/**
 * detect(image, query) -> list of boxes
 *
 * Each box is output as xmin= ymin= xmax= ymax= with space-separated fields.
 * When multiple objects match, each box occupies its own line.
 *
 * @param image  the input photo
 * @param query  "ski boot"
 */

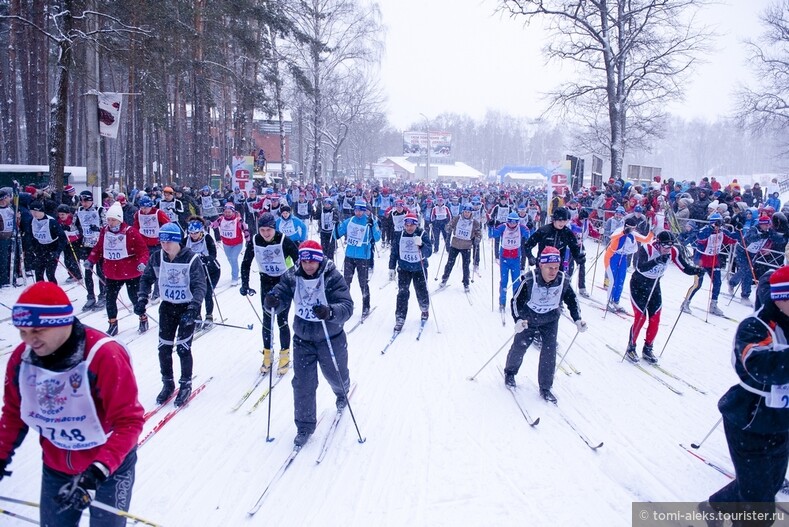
xmin=439 ymin=279 xmax=448 ymax=289
xmin=504 ymin=373 xmax=516 ymax=388
xmin=464 ymin=284 xmax=470 ymax=293
xmin=393 ymin=318 xmax=405 ymax=332
xmin=203 ymin=314 xmax=214 ymax=330
xmin=362 ymin=307 xmax=370 ymax=319
xmin=277 ymin=349 xmax=290 ymax=376
xmin=709 ymin=301 xmax=725 ymax=317
xmin=106 ymin=318 xmax=118 ymax=337
xmin=336 ymin=394 xmax=348 ymax=411
xmin=578 ymin=288 xmax=590 ymax=298
xmin=642 ymin=343 xmax=658 ymax=364
xmin=680 ymin=300 xmax=692 ymax=314
xmin=294 ymin=431 xmax=312 ymax=447
xmin=421 ymin=310 xmax=429 ymax=321
xmin=740 ymin=296 xmax=753 ymax=307
xmin=473 ymin=265 xmax=479 ymax=275
xmin=93 ymin=293 xmax=106 ymax=311
xmin=260 ymin=349 xmax=272 ymax=374
xmin=625 ymin=341 xmax=639 ymax=363
xmin=540 ymin=388 xmax=557 ymax=404
xmin=174 ymin=380 xmax=192 ymax=408
xmin=138 ymin=315 xmax=149 ymax=334
xmin=728 ymin=282 xmax=735 ymax=296
xmin=83 ymin=296 xmax=96 ymax=311
xmin=156 ymin=378 xmax=175 ymax=404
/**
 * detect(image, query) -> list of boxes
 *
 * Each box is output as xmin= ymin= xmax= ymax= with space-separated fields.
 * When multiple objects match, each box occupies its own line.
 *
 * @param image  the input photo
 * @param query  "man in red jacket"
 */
xmin=86 ymin=202 xmax=150 ymax=335
xmin=0 ymin=281 xmax=144 ymax=526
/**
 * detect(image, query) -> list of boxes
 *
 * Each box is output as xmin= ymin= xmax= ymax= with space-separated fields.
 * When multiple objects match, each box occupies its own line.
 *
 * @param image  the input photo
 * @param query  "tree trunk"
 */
xmin=48 ymin=4 xmax=74 ymax=197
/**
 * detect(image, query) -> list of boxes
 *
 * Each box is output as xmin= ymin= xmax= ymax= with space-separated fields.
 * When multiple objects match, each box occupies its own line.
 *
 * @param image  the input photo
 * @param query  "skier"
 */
xmin=74 ymin=190 xmax=107 ymax=311
xmin=681 ymin=212 xmax=737 ymax=317
xmin=133 ymin=196 xmax=170 ymax=301
xmin=314 ymin=197 xmax=339 ymax=261
xmin=197 ymin=185 xmax=221 ymax=241
xmin=276 ymin=204 xmax=308 ymax=244
xmin=85 ymin=203 xmax=150 ymax=336
xmin=439 ymin=203 xmax=482 ymax=292
xmin=56 ymin=204 xmax=83 ymax=283
xmin=388 ymin=212 xmax=432 ymax=331
xmin=603 ymin=217 xmax=653 ymax=313
xmin=0 ymin=189 xmax=14 ymax=287
xmin=703 ymin=265 xmax=789 ymax=523
xmin=27 ymin=200 xmax=66 ymax=283
xmin=491 ymin=212 xmax=531 ymax=312
xmin=264 ymin=240 xmax=354 ymax=447
xmin=431 ymin=196 xmax=452 ymax=254
xmin=0 ymin=281 xmax=144 ymax=526
xmin=335 ymin=199 xmax=381 ymax=318
xmin=503 ymin=246 xmax=587 ymax=403
xmin=624 ymin=231 xmax=704 ymax=363
xmin=240 ymin=212 xmax=300 ymax=375
xmin=157 ymin=186 xmax=188 ymax=228
xmin=185 ymin=217 xmax=221 ymax=329
xmin=523 ymin=207 xmax=583 ymax=276
xmin=488 ymin=193 xmax=511 ymax=257
xmin=212 ymin=202 xmax=248 ymax=286
xmin=136 ymin=222 xmax=207 ymax=407
xmin=728 ymin=215 xmax=771 ymax=307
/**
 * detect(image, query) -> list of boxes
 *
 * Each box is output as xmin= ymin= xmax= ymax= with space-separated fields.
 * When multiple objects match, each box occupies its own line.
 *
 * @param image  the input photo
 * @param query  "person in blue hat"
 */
xmin=137 ymin=222 xmax=207 ymax=407
xmin=335 ymin=199 xmax=380 ymax=318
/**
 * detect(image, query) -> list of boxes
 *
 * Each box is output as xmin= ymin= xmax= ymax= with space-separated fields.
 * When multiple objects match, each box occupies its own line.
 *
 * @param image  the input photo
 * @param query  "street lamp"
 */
xmin=419 ymin=113 xmax=431 ymax=182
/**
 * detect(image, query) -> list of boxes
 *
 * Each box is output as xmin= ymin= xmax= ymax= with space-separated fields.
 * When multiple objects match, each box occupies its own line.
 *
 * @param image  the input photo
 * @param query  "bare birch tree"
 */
xmin=499 ymin=0 xmax=710 ymax=180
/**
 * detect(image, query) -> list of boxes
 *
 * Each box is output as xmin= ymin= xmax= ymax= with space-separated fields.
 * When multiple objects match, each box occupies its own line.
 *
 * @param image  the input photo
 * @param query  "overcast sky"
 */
xmin=377 ymin=0 xmax=766 ymax=130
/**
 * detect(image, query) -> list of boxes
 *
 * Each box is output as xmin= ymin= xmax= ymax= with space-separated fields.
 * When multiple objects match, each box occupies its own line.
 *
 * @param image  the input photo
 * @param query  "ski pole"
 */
xmin=466 ymin=333 xmax=515 ymax=381
xmin=319 ymin=319 xmax=366 ymax=444
xmin=433 ymin=242 xmax=446 ymax=280
xmin=491 ymin=238 xmax=495 ymax=312
xmin=418 ymin=251 xmax=440 ymax=334
xmin=213 ymin=321 xmax=254 ymax=330
xmin=589 ymin=234 xmax=603 ymax=299
xmin=0 ymin=494 xmax=163 ymax=527
xmin=0 ymin=506 xmax=38 ymax=524
xmin=202 ymin=260 xmax=225 ymax=324
xmin=726 ymin=281 xmax=741 ymax=306
xmin=555 ymin=329 xmax=580 ymax=373
xmin=659 ymin=309 xmax=684 ymax=357
xmin=690 ymin=417 xmax=722 ymax=449
xmin=705 ymin=256 xmax=716 ymax=324
xmin=266 ymin=308 xmax=276 ymax=443
xmin=245 ymin=294 xmax=263 ymax=324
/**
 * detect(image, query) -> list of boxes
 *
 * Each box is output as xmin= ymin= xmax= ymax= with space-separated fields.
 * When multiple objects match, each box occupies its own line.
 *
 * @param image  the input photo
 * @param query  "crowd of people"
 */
xmin=0 ymin=172 xmax=787 ymax=525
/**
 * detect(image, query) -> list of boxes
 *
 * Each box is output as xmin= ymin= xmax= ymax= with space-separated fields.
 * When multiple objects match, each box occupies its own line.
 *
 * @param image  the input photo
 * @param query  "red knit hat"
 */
xmin=298 ymin=240 xmax=324 ymax=262
xmin=539 ymin=246 xmax=561 ymax=264
xmin=404 ymin=212 xmax=419 ymax=224
xmin=13 ymin=282 xmax=74 ymax=328
xmin=759 ymin=215 xmax=771 ymax=225
xmin=770 ymin=266 xmax=789 ymax=301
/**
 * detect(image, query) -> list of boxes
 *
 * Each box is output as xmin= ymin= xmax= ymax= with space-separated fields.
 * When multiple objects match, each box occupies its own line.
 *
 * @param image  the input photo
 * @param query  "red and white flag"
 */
xmin=98 ymin=92 xmax=123 ymax=138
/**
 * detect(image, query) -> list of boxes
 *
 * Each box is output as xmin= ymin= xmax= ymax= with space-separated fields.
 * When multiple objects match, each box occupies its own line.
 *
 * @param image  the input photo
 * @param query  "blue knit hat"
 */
xmin=159 ymin=223 xmax=183 ymax=243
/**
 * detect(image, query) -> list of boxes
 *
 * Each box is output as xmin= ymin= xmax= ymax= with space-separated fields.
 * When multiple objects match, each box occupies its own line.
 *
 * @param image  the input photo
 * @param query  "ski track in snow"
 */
xmin=0 ymin=229 xmax=785 ymax=526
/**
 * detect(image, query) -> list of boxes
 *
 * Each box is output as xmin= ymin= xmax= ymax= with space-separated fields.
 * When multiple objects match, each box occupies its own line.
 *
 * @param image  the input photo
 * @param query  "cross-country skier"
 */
xmin=439 ymin=204 xmax=482 ymax=292
xmin=137 ymin=222 xmax=207 ymax=407
xmin=264 ymin=240 xmax=354 ymax=447
xmin=27 ymin=200 xmax=65 ymax=283
xmin=0 ymin=281 xmax=143 ymax=526
xmin=503 ymin=246 xmax=587 ymax=403
xmin=492 ymin=212 xmax=531 ymax=312
xmin=74 ymin=191 xmax=107 ymax=311
xmin=185 ymin=216 xmax=221 ymax=329
xmin=603 ymin=217 xmax=653 ymax=313
xmin=702 ymin=265 xmax=789 ymax=522
xmin=624 ymin=231 xmax=704 ymax=363
xmin=314 ymin=197 xmax=340 ymax=260
xmin=388 ymin=212 xmax=432 ymax=332
xmin=336 ymin=199 xmax=381 ymax=318
xmin=240 ymin=212 xmax=300 ymax=375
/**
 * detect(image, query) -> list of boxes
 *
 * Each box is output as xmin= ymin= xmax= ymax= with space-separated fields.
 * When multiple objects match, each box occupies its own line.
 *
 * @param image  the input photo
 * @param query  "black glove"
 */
xmin=0 ymin=459 xmax=10 ymax=481
xmin=527 ymin=255 xmax=537 ymax=267
xmin=239 ymin=285 xmax=256 ymax=296
xmin=56 ymin=463 xmax=107 ymax=512
xmin=180 ymin=307 xmax=199 ymax=327
xmin=367 ymin=215 xmax=375 ymax=226
xmin=312 ymin=304 xmax=332 ymax=320
xmin=264 ymin=294 xmax=280 ymax=310
xmin=576 ymin=255 xmax=586 ymax=266
xmin=134 ymin=300 xmax=147 ymax=316
xmin=89 ymin=224 xmax=101 ymax=232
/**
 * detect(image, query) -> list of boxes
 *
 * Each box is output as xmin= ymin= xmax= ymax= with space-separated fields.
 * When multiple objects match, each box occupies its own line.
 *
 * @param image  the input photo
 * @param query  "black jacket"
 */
xmin=138 ymin=246 xmax=207 ymax=312
xmin=240 ymin=231 xmax=300 ymax=292
xmin=510 ymin=269 xmax=581 ymax=327
xmin=524 ymin=224 xmax=584 ymax=265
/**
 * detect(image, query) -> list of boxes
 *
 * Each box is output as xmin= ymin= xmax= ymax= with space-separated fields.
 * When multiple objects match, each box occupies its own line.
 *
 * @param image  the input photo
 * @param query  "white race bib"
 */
xmin=399 ymin=235 xmax=422 ymax=263
xmin=138 ymin=213 xmax=160 ymax=239
xmin=103 ymin=231 xmax=129 ymax=261
xmin=346 ymin=221 xmax=367 ymax=247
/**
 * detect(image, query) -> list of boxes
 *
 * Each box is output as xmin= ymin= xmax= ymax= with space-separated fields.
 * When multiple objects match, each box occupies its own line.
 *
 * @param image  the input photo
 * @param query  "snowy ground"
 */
xmin=0 ymin=223 xmax=782 ymax=526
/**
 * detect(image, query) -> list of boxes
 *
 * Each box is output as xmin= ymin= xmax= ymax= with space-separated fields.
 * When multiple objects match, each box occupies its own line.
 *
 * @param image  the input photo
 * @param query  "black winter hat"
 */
xmin=257 ymin=212 xmax=276 ymax=229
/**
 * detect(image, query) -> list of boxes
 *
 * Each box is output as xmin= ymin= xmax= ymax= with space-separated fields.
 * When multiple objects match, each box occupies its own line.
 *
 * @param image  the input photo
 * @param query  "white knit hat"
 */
xmin=107 ymin=202 xmax=123 ymax=222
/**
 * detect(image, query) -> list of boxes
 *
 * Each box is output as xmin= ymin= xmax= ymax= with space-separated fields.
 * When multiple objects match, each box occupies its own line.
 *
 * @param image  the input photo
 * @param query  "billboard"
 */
xmin=627 ymin=165 xmax=662 ymax=183
xmin=231 ymin=156 xmax=254 ymax=191
xmin=402 ymin=131 xmax=452 ymax=157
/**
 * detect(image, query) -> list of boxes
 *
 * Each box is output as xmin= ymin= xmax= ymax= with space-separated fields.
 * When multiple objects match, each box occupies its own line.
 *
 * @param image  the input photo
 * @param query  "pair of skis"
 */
xmin=346 ymin=306 xmax=377 ymax=335
xmin=605 ymin=344 xmax=706 ymax=395
xmin=381 ymin=318 xmax=429 ymax=354
xmin=247 ymin=384 xmax=359 ymax=516
xmin=138 ymin=377 xmax=213 ymax=448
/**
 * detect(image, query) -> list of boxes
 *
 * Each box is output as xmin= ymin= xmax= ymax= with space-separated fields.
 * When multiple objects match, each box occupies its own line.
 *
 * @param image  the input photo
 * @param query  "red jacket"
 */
xmin=88 ymin=224 xmax=150 ymax=280
xmin=0 ymin=323 xmax=144 ymax=475
xmin=212 ymin=212 xmax=247 ymax=246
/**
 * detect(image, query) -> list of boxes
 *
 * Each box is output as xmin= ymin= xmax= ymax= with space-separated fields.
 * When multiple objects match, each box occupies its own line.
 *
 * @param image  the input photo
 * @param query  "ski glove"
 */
xmin=575 ymin=320 xmax=588 ymax=333
xmin=56 ymin=463 xmax=107 ymax=512
xmin=180 ymin=307 xmax=199 ymax=327
xmin=527 ymin=255 xmax=537 ymax=267
xmin=514 ymin=319 xmax=529 ymax=334
xmin=389 ymin=269 xmax=396 ymax=281
xmin=83 ymin=261 xmax=93 ymax=270
xmin=312 ymin=304 xmax=332 ymax=320
xmin=89 ymin=225 xmax=101 ymax=232
xmin=264 ymin=294 xmax=280 ymax=310
xmin=0 ymin=459 xmax=10 ymax=481
xmin=137 ymin=262 xmax=147 ymax=273
xmin=414 ymin=235 xmax=423 ymax=247
xmin=240 ymin=285 xmax=256 ymax=297
xmin=133 ymin=300 xmax=147 ymax=316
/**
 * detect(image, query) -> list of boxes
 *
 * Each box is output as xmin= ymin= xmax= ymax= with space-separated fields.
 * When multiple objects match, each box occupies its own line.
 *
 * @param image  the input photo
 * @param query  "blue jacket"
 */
xmin=275 ymin=216 xmax=308 ymax=244
xmin=336 ymin=215 xmax=381 ymax=260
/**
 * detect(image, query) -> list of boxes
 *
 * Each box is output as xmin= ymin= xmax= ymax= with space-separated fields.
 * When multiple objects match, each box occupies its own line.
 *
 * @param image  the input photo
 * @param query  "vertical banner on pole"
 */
xmin=97 ymin=92 xmax=123 ymax=139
